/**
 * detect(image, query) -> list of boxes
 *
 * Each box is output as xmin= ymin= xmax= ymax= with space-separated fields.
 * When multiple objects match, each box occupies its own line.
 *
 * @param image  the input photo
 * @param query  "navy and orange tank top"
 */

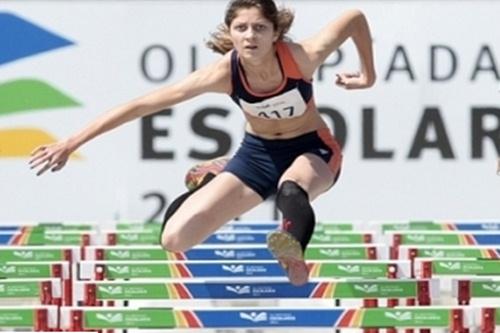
xmin=230 ymin=41 xmax=314 ymax=120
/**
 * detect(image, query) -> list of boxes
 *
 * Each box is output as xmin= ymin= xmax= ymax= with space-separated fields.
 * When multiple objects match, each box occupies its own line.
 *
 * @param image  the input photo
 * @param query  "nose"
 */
xmin=244 ymin=27 xmax=257 ymax=39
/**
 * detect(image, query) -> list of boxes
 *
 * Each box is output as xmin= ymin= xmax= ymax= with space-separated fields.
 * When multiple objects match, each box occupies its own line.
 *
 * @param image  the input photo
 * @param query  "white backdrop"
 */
xmin=1 ymin=1 xmax=499 ymax=222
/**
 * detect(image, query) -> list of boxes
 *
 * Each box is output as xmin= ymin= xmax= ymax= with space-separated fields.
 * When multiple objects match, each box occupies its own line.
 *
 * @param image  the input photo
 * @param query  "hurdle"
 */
xmin=0 ymin=261 xmax=72 ymax=305
xmin=396 ymin=245 xmax=500 ymax=260
xmin=0 ymin=278 xmax=61 ymax=305
xmin=59 ymin=306 xmax=473 ymax=331
xmin=104 ymin=229 xmax=377 ymax=245
xmin=74 ymin=278 xmax=438 ymax=306
xmin=374 ymin=220 xmax=500 ymax=233
xmin=78 ymin=259 xmax=411 ymax=280
xmin=0 ymin=245 xmax=81 ymax=262
xmin=84 ymin=243 xmax=388 ymax=261
xmin=0 ymin=229 xmax=93 ymax=246
xmin=0 ymin=305 xmax=58 ymax=331
xmin=414 ymin=258 xmax=500 ymax=279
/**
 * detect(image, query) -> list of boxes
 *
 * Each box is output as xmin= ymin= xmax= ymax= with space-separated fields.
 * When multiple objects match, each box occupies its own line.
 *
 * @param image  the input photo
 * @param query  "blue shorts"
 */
xmin=223 ymin=128 xmax=343 ymax=199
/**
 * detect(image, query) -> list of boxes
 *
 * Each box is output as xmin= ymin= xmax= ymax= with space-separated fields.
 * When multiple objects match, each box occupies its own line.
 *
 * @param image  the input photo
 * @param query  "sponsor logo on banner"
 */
xmin=0 ymin=12 xmax=81 ymax=158
xmin=109 ymin=251 xmax=131 ymax=259
xmin=214 ymin=250 xmax=235 ymax=258
xmin=319 ymin=249 xmax=340 ymax=257
xmin=120 ymin=234 xmax=139 ymax=241
xmin=216 ymin=234 xmax=236 ymax=242
xmin=0 ymin=266 xmax=16 ymax=274
xmin=226 ymin=285 xmax=251 ymax=295
xmin=95 ymin=313 xmax=123 ymax=323
xmin=438 ymin=262 xmax=461 ymax=270
xmin=423 ymin=250 xmax=445 ymax=257
xmin=385 ymin=311 xmax=413 ymax=322
xmin=222 ymin=265 xmax=245 ymax=274
xmin=107 ymin=266 xmax=130 ymax=275
xmin=406 ymin=235 xmax=425 ymax=242
xmin=482 ymin=284 xmax=500 ymax=293
xmin=354 ymin=284 xmax=379 ymax=294
xmin=481 ymin=223 xmax=499 ymax=230
xmin=312 ymin=234 xmax=331 ymax=242
xmin=98 ymin=286 xmax=123 ymax=295
xmin=44 ymin=234 xmax=63 ymax=241
xmin=240 ymin=312 xmax=268 ymax=323
xmin=338 ymin=265 xmax=360 ymax=273
xmin=13 ymin=251 xmax=34 ymax=259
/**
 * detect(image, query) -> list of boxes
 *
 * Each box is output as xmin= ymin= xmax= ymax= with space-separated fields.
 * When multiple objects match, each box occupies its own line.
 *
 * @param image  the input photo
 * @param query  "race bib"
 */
xmin=240 ymin=88 xmax=307 ymax=120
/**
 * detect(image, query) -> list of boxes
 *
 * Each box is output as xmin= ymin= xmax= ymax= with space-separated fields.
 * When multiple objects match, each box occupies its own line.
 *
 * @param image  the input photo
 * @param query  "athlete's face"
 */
xmin=229 ymin=7 xmax=278 ymax=59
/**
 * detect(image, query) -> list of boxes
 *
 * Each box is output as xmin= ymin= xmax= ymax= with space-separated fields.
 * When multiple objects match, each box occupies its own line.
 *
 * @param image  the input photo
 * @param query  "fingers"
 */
xmin=30 ymin=145 xmax=47 ymax=156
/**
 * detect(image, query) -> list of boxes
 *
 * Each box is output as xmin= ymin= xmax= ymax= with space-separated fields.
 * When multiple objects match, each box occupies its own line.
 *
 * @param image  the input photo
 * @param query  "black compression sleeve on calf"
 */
xmin=160 ymin=173 xmax=216 ymax=233
xmin=276 ymin=180 xmax=315 ymax=252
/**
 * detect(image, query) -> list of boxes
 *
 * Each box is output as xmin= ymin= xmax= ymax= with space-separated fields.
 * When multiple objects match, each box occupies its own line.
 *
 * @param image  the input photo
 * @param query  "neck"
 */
xmin=240 ymin=46 xmax=279 ymax=79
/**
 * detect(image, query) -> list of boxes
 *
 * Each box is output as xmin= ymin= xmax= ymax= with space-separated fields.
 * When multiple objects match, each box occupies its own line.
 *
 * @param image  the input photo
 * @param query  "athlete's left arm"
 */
xmin=297 ymin=9 xmax=376 ymax=89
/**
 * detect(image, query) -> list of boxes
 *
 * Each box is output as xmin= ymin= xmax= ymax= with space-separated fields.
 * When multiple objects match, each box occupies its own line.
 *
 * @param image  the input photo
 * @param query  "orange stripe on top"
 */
xmin=317 ymin=128 xmax=343 ymax=175
xmin=275 ymin=41 xmax=304 ymax=79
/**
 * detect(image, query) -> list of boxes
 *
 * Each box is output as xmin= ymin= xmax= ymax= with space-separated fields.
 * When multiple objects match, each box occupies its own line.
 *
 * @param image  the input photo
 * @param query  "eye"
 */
xmin=254 ymin=24 xmax=267 ymax=31
xmin=234 ymin=24 xmax=247 ymax=32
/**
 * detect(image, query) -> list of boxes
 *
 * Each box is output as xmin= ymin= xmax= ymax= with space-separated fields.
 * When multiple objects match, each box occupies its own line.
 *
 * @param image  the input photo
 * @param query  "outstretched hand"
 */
xmin=335 ymin=72 xmax=374 ymax=90
xmin=29 ymin=140 xmax=74 ymax=176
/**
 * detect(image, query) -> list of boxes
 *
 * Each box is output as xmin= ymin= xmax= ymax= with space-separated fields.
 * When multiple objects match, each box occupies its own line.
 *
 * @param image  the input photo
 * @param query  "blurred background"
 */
xmin=1 ymin=0 xmax=499 ymax=222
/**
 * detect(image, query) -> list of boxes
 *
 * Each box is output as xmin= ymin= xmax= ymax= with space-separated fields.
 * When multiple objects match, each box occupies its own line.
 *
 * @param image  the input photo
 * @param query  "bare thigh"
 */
xmin=278 ymin=153 xmax=336 ymax=200
xmin=161 ymin=172 xmax=263 ymax=251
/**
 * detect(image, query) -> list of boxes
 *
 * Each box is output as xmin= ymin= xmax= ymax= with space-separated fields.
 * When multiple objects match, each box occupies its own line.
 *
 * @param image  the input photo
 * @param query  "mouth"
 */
xmin=244 ymin=45 xmax=258 ymax=50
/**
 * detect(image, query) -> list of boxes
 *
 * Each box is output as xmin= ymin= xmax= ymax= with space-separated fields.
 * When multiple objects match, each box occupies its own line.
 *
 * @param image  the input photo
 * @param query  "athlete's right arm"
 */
xmin=29 ymin=54 xmax=232 ymax=176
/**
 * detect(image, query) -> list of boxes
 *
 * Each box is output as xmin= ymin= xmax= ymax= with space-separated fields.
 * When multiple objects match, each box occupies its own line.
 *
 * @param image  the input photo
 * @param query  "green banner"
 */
xmin=31 ymin=223 xmax=92 ymax=231
xmin=0 ymin=281 xmax=40 ymax=298
xmin=105 ymin=249 xmax=169 ymax=260
xmin=0 ymin=249 xmax=64 ymax=261
xmin=416 ymin=248 xmax=486 ymax=259
xmin=333 ymin=281 xmax=417 ymax=298
xmin=305 ymin=247 xmax=370 ymax=260
xmin=317 ymin=263 xmax=388 ymax=278
xmin=310 ymin=233 xmax=367 ymax=244
xmin=382 ymin=221 xmax=440 ymax=232
xmin=25 ymin=232 xmax=83 ymax=245
xmin=105 ymin=264 xmax=171 ymax=278
xmin=432 ymin=260 xmax=500 ymax=275
xmin=471 ymin=281 xmax=500 ymax=297
xmin=361 ymin=308 xmax=449 ymax=328
xmin=316 ymin=223 xmax=354 ymax=231
xmin=0 ymin=309 xmax=34 ymax=327
xmin=84 ymin=309 xmax=175 ymax=329
xmin=0 ymin=263 xmax=52 ymax=278
xmin=401 ymin=234 xmax=460 ymax=245
xmin=96 ymin=283 xmax=169 ymax=299
xmin=115 ymin=232 xmax=159 ymax=245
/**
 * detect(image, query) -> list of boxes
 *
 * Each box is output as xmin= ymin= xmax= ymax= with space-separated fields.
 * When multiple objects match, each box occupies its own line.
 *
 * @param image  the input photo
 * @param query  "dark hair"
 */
xmin=206 ymin=0 xmax=294 ymax=54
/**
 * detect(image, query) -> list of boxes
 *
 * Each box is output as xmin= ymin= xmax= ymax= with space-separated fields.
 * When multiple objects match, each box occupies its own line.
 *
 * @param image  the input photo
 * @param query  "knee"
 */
xmin=276 ymin=180 xmax=309 ymax=207
xmin=160 ymin=210 xmax=213 ymax=252
xmin=161 ymin=231 xmax=190 ymax=253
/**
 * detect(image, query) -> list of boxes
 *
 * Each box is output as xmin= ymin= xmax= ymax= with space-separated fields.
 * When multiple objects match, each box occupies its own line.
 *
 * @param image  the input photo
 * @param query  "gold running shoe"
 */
xmin=267 ymin=228 xmax=309 ymax=286
xmin=184 ymin=156 xmax=230 ymax=190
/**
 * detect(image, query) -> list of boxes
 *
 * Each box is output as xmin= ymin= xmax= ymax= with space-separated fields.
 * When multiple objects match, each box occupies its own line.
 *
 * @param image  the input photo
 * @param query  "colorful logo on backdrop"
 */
xmin=0 ymin=12 xmax=81 ymax=158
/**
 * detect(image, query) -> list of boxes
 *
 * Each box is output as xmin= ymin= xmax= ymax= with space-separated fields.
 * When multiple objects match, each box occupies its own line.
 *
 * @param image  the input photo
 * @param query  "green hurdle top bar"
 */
xmin=0 ymin=246 xmax=81 ymax=262
xmin=78 ymin=260 xmax=411 ymax=280
xmin=0 ymin=261 xmax=71 ymax=279
xmin=74 ymin=278 xmax=438 ymax=305
xmin=0 ymin=305 xmax=58 ymax=330
xmin=0 ymin=278 xmax=61 ymax=304
xmin=84 ymin=244 xmax=388 ymax=261
xmin=397 ymin=245 xmax=500 ymax=260
xmin=385 ymin=230 xmax=500 ymax=246
xmin=414 ymin=258 xmax=500 ymax=278
xmin=61 ymin=306 xmax=472 ymax=330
